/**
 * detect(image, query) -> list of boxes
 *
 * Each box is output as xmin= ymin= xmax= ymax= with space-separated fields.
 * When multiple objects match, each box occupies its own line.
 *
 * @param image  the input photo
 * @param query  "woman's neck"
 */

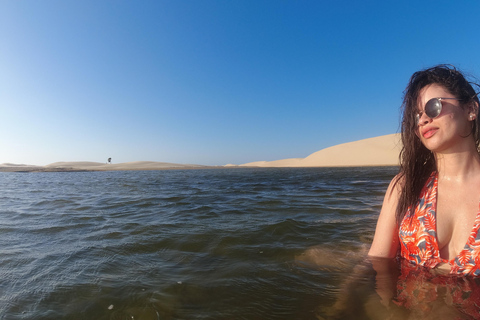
xmin=436 ymin=147 xmax=480 ymax=181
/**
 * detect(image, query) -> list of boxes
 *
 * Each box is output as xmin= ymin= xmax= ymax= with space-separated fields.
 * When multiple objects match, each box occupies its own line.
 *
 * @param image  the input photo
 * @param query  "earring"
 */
xmin=470 ymin=114 xmax=475 ymax=120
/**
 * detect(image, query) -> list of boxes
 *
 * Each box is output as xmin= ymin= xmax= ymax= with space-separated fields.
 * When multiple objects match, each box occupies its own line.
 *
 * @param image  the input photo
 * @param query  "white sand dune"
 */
xmin=238 ymin=133 xmax=401 ymax=167
xmin=0 ymin=163 xmax=40 ymax=167
xmin=1 ymin=134 xmax=402 ymax=172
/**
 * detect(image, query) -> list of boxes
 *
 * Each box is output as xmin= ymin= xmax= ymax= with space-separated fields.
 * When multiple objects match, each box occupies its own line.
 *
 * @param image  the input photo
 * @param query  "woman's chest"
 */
xmin=436 ymin=184 xmax=480 ymax=260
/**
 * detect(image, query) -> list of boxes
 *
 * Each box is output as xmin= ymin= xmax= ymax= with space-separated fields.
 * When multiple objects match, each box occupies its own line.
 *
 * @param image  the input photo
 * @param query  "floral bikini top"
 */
xmin=399 ymin=172 xmax=480 ymax=276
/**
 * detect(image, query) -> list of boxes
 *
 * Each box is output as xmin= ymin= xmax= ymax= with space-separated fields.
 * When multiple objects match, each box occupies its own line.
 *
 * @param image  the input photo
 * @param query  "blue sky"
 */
xmin=1 ymin=1 xmax=480 ymax=166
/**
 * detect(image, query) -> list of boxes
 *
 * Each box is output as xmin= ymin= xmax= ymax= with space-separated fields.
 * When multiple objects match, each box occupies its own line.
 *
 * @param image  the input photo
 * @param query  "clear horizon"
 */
xmin=2 ymin=1 xmax=479 ymax=166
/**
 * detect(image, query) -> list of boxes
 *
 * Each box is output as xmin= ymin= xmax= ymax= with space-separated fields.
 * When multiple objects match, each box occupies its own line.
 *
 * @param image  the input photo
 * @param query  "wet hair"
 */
xmin=395 ymin=64 xmax=480 ymax=223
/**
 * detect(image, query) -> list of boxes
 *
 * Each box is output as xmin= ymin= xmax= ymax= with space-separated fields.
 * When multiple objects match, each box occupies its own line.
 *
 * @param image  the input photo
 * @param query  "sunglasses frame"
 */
xmin=415 ymin=97 xmax=463 ymax=125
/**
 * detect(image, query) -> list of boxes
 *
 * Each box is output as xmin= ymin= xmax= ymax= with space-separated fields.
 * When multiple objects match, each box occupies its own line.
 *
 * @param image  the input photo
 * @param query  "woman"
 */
xmin=369 ymin=64 xmax=480 ymax=276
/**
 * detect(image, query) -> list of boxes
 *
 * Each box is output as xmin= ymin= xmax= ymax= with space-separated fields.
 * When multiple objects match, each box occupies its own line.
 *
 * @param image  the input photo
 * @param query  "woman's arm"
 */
xmin=368 ymin=176 xmax=402 ymax=258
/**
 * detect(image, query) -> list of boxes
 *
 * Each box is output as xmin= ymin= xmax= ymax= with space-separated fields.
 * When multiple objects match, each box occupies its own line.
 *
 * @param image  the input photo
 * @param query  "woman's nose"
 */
xmin=417 ymin=112 xmax=432 ymax=126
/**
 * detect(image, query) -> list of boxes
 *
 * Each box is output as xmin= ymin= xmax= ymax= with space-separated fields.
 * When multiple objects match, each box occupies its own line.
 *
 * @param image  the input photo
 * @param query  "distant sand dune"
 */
xmin=0 ymin=134 xmax=402 ymax=172
xmin=0 ymin=163 xmax=38 ymax=167
xmin=238 ymin=133 xmax=401 ymax=167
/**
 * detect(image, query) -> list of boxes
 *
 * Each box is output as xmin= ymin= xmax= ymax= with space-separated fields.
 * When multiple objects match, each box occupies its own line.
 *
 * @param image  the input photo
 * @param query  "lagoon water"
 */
xmin=1 ymin=167 xmax=480 ymax=320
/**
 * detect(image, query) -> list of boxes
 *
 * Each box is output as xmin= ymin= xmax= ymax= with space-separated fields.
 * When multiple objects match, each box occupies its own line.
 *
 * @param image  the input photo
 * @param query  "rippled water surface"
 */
xmin=2 ymin=167 xmax=478 ymax=319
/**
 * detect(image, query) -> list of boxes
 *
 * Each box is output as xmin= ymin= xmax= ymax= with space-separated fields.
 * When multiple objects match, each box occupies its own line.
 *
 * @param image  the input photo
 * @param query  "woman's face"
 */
xmin=415 ymin=84 xmax=474 ymax=153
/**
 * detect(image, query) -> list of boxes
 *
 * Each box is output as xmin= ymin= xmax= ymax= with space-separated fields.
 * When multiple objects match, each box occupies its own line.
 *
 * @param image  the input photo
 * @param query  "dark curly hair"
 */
xmin=395 ymin=64 xmax=480 ymax=223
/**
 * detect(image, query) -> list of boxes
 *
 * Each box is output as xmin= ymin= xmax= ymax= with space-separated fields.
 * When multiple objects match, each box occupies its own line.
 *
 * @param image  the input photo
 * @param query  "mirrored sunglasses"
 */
xmin=415 ymin=97 xmax=462 ymax=124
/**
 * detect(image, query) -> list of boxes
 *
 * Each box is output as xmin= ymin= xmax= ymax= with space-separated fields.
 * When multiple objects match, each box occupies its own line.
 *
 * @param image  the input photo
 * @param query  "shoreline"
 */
xmin=0 ymin=163 xmax=215 ymax=173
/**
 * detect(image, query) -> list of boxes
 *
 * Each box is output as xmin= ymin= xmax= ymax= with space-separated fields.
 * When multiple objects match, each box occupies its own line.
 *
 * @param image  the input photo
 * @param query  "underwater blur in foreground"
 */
xmin=1 ymin=167 xmax=479 ymax=319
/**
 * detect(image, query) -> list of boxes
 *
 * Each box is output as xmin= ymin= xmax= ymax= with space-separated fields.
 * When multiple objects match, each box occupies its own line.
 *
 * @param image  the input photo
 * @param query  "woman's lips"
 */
xmin=422 ymin=127 xmax=438 ymax=138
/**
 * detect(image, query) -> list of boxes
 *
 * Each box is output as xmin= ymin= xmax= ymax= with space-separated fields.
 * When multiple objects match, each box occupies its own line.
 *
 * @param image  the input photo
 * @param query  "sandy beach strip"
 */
xmin=0 ymin=161 xmax=211 ymax=172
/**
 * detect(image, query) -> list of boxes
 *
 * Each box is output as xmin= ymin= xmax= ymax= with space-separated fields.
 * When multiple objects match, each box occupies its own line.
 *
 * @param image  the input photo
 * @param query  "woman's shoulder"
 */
xmin=386 ymin=173 xmax=405 ymax=197
xmin=389 ymin=170 xmax=436 ymax=193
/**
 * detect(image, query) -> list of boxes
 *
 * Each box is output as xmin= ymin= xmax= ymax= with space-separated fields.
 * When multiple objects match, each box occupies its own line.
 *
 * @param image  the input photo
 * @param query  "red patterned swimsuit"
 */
xmin=399 ymin=172 xmax=480 ymax=276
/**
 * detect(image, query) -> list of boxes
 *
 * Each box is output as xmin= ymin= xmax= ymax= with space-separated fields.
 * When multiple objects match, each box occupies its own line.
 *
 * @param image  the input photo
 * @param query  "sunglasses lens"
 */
xmin=415 ymin=114 xmax=420 ymax=124
xmin=425 ymin=98 xmax=442 ymax=119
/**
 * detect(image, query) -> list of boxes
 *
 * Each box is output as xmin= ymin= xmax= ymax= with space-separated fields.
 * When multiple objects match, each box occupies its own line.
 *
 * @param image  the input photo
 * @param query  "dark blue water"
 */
xmin=1 ymin=167 xmax=479 ymax=319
